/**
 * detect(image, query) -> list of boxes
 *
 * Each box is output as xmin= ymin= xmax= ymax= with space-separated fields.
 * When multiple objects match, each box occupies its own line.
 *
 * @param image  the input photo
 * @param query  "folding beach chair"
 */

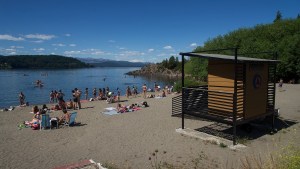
xmin=65 ymin=112 xmax=77 ymax=127
xmin=40 ymin=114 xmax=51 ymax=130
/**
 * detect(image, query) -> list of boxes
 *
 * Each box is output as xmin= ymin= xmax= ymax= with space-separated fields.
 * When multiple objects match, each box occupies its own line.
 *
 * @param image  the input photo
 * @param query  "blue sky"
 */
xmin=0 ymin=0 xmax=299 ymax=62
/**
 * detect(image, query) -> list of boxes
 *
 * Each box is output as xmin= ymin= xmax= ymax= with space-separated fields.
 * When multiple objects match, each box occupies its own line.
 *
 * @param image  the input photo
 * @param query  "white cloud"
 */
xmin=64 ymin=49 xmax=105 ymax=56
xmin=64 ymin=50 xmax=81 ymax=55
xmin=31 ymin=40 xmax=44 ymax=43
xmin=52 ymin=43 xmax=65 ymax=47
xmin=33 ymin=48 xmax=45 ymax=52
xmin=130 ymin=59 xmax=143 ymax=62
xmin=0 ymin=34 xmax=24 ymax=41
xmin=9 ymin=52 xmax=16 ymax=55
xmin=5 ymin=48 xmax=16 ymax=51
xmin=108 ymin=40 xmax=116 ymax=43
xmin=148 ymin=48 xmax=154 ymax=52
xmin=163 ymin=46 xmax=172 ymax=50
xmin=65 ymin=34 xmax=71 ymax=37
xmin=190 ymin=43 xmax=197 ymax=47
xmin=25 ymin=34 xmax=55 ymax=40
xmin=118 ymin=47 xmax=125 ymax=50
xmin=69 ymin=44 xmax=76 ymax=47
xmin=50 ymin=52 xmax=55 ymax=55
xmin=10 ymin=46 xmax=24 ymax=49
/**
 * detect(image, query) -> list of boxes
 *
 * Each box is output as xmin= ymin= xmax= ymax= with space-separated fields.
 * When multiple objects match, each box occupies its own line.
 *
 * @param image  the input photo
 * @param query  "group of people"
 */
xmin=26 ymin=104 xmax=70 ymax=129
xmin=49 ymin=88 xmax=81 ymax=111
xmin=18 ymin=82 xmax=173 ymax=109
xmin=116 ymin=101 xmax=149 ymax=113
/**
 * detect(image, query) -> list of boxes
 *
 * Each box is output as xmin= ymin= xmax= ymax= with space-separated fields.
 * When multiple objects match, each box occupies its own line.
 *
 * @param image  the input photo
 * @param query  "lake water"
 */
xmin=0 ymin=67 xmax=178 ymax=108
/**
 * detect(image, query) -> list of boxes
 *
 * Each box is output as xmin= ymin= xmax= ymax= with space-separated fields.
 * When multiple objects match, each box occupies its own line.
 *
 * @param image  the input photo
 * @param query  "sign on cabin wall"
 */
xmin=245 ymin=63 xmax=268 ymax=118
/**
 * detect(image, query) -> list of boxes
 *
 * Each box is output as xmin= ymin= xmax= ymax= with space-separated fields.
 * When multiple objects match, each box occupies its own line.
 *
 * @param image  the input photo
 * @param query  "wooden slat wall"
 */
xmin=208 ymin=60 xmax=244 ymax=117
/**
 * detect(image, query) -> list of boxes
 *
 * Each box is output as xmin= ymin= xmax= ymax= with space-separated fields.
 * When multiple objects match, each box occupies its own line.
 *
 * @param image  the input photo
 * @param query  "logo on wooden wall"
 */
xmin=253 ymin=74 xmax=262 ymax=89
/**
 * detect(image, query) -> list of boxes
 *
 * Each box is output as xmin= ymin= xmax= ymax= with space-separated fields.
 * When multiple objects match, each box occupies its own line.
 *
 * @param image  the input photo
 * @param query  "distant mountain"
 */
xmin=77 ymin=57 xmax=111 ymax=64
xmin=77 ymin=57 xmax=148 ymax=67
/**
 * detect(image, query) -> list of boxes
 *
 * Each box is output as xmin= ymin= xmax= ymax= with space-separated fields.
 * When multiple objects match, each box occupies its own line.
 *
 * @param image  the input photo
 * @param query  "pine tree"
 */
xmin=274 ymin=10 xmax=282 ymax=22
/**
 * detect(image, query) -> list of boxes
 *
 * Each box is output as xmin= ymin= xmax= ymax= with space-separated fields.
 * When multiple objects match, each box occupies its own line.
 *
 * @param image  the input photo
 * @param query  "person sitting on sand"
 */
xmin=51 ymin=104 xmax=61 ymax=111
xmin=147 ymin=94 xmax=155 ymax=98
xmin=67 ymin=99 xmax=74 ymax=109
xmin=58 ymin=109 xmax=70 ymax=124
xmin=32 ymin=105 xmax=39 ymax=114
xmin=39 ymin=104 xmax=48 ymax=114
xmin=162 ymin=90 xmax=166 ymax=97
xmin=117 ymin=103 xmax=127 ymax=113
xmin=29 ymin=111 xmax=41 ymax=125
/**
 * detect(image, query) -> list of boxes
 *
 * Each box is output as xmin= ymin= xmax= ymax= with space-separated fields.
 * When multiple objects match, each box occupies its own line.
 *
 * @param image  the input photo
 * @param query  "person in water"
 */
xmin=19 ymin=92 xmax=26 ymax=106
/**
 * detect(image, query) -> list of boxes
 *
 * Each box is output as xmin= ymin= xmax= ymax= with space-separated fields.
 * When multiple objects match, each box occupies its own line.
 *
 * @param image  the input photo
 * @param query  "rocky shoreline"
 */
xmin=126 ymin=64 xmax=181 ymax=78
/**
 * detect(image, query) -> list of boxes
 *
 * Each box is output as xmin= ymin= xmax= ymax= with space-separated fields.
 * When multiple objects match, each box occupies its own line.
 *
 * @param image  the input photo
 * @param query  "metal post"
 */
xmin=181 ymin=54 xmax=185 ymax=129
xmin=233 ymin=48 xmax=238 ymax=145
xmin=272 ymin=52 xmax=278 ymax=131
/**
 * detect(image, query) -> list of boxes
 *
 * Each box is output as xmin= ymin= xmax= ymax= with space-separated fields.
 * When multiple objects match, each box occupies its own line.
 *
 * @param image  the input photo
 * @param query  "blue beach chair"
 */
xmin=40 ymin=114 xmax=50 ymax=130
xmin=65 ymin=112 xmax=77 ymax=127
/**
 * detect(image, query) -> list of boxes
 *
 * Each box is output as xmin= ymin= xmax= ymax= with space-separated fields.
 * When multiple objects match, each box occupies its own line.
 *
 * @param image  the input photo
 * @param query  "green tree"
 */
xmin=274 ymin=10 xmax=282 ymax=22
xmin=168 ymin=56 xmax=177 ymax=69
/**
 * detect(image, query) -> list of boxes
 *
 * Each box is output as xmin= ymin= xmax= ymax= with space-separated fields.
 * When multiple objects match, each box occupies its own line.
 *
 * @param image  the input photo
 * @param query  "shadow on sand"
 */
xmin=194 ymin=117 xmax=298 ymax=141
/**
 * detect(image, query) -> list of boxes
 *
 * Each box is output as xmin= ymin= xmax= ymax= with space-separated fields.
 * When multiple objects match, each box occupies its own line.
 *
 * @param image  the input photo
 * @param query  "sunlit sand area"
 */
xmin=0 ymin=84 xmax=299 ymax=168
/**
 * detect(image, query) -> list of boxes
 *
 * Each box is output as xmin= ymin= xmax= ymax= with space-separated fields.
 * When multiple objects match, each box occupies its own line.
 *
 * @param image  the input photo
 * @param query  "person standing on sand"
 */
xmin=72 ymin=90 xmax=78 ymax=109
xmin=19 ymin=92 xmax=26 ymax=106
xmin=154 ymin=82 xmax=159 ymax=93
xmin=75 ymin=88 xmax=82 ymax=109
xmin=142 ymin=84 xmax=147 ymax=99
xmin=117 ymin=88 xmax=121 ymax=102
xmin=49 ymin=90 xmax=55 ymax=103
xmin=93 ymin=88 xmax=97 ymax=99
xmin=278 ymin=78 xmax=284 ymax=91
xmin=85 ymin=88 xmax=88 ymax=100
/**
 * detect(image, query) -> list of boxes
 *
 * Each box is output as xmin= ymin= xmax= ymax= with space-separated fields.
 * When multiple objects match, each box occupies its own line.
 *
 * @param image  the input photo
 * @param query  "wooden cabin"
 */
xmin=174 ymin=50 xmax=279 ymax=144
xmin=208 ymin=59 xmax=269 ymax=119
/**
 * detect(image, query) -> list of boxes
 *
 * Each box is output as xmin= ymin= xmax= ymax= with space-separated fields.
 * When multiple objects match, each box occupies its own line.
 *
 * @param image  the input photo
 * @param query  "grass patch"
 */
xmin=241 ymin=144 xmax=300 ymax=169
xmin=219 ymin=142 xmax=227 ymax=148
xmin=237 ymin=136 xmax=249 ymax=145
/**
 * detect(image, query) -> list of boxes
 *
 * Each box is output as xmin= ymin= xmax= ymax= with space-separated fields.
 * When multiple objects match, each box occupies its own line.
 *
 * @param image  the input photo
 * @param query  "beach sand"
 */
xmin=0 ymin=85 xmax=300 ymax=169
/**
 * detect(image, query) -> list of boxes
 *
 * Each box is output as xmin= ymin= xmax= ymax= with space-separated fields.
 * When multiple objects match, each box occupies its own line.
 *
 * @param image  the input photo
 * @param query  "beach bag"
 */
xmin=31 ymin=123 xmax=39 ymax=130
xmin=142 ymin=101 xmax=149 ymax=107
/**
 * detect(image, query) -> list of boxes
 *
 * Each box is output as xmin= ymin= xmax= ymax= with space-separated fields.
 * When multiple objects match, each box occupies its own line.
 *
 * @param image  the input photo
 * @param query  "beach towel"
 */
xmin=102 ymin=110 xmax=119 ymax=115
xmin=105 ymin=107 xmax=116 ymax=111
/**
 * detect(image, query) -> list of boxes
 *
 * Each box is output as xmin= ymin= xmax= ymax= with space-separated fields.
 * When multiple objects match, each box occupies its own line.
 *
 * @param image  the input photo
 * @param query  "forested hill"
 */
xmin=0 ymin=55 xmax=91 ymax=69
xmin=191 ymin=17 xmax=300 ymax=82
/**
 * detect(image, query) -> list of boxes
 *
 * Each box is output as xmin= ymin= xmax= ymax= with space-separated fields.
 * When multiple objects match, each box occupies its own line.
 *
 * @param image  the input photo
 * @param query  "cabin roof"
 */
xmin=179 ymin=52 xmax=280 ymax=63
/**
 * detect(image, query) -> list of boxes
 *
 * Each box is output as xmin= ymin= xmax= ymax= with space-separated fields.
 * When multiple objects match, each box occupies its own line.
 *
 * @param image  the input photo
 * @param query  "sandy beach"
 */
xmin=0 ymin=84 xmax=299 ymax=169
